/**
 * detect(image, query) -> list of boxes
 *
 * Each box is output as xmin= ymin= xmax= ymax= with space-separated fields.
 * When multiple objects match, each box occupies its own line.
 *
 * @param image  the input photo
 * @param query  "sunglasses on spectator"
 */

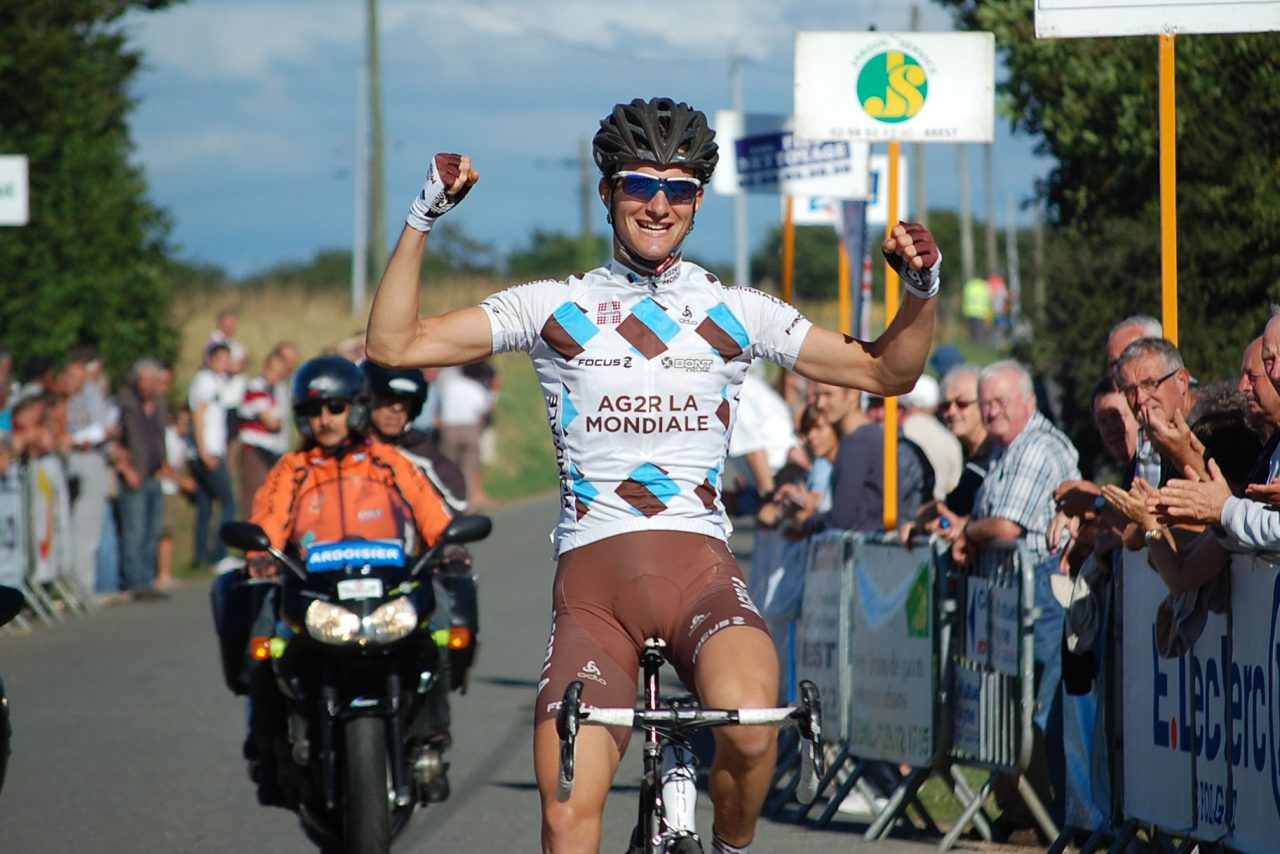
xmin=613 ymin=171 xmax=702 ymax=204
xmin=295 ymin=399 xmax=349 ymax=418
xmin=940 ymin=398 xmax=976 ymax=411
xmin=1118 ymin=368 xmax=1179 ymax=403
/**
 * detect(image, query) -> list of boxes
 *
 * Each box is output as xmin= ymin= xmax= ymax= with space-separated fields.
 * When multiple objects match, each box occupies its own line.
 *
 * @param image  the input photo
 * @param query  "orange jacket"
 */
xmin=250 ymin=437 xmax=452 ymax=560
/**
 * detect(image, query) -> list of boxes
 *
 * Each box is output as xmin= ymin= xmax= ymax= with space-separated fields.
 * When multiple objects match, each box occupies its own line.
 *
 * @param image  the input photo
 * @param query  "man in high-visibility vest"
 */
xmin=962 ymin=276 xmax=992 ymax=345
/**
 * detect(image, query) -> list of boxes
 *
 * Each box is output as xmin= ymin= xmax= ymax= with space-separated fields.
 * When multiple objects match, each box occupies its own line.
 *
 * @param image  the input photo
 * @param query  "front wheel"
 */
xmin=343 ymin=716 xmax=391 ymax=854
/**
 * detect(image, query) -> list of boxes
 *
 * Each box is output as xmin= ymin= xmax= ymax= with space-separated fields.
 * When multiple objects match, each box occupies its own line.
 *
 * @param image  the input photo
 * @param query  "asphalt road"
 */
xmin=0 ymin=494 xmax=1001 ymax=852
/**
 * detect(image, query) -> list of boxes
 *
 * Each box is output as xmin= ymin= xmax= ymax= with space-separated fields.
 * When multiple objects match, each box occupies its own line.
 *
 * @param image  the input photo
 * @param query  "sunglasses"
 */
xmin=614 ymin=171 xmax=702 ymax=205
xmin=295 ymin=399 xmax=349 ymax=418
xmin=940 ymin=398 xmax=976 ymax=411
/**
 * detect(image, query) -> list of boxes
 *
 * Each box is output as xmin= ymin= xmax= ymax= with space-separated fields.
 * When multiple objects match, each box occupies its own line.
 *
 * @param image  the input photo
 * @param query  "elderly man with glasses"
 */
xmin=946 ymin=359 xmax=1080 ymax=841
xmin=1113 ymin=336 xmax=1201 ymax=490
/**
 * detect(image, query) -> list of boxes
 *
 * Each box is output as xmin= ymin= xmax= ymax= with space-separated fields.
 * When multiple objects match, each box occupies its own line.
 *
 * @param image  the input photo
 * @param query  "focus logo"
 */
xmin=857 ymin=51 xmax=928 ymax=124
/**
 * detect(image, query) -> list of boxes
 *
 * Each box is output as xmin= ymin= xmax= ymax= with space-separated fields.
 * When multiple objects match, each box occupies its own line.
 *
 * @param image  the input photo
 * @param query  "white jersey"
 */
xmin=481 ymin=259 xmax=813 ymax=556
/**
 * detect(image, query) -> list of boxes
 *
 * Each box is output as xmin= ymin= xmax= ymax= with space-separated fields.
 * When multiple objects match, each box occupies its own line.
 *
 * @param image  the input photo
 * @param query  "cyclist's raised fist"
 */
xmin=406 ymin=153 xmax=480 ymax=233
xmin=882 ymin=221 xmax=941 ymax=300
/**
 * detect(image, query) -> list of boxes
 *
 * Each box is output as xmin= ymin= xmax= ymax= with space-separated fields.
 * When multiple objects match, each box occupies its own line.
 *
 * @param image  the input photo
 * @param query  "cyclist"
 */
xmin=237 ymin=356 xmax=454 ymax=803
xmin=365 ymin=97 xmax=940 ymax=854
xmin=361 ymin=360 xmax=480 ymax=800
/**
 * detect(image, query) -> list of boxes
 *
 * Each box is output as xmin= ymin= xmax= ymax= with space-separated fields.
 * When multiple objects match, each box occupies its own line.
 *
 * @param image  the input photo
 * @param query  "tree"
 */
xmin=0 ymin=1 xmax=183 ymax=382
xmin=934 ymin=0 xmax=1280 ymax=473
xmin=507 ymin=230 xmax=610 ymax=280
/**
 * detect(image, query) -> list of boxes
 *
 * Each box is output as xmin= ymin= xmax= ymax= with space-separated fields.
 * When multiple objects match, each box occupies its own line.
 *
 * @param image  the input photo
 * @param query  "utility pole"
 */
xmin=351 ymin=62 xmax=369 ymax=314
xmin=366 ymin=0 xmax=387 ymax=284
xmin=983 ymin=142 xmax=999 ymax=277
xmin=1033 ymin=202 xmax=1046 ymax=328
xmin=578 ymin=137 xmax=593 ymax=241
xmin=731 ymin=51 xmax=749 ymax=287
xmin=910 ymin=3 xmax=926 ymax=226
xmin=958 ymin=144 xmax=975 ymax=284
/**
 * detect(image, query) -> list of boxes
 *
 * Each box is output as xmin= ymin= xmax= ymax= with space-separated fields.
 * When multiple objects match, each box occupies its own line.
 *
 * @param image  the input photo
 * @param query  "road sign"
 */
xmin=1035 ymin=0 xmax=1280 ymax=38
xmin=795 ymin=32 xmax=995 ymax=143
xmin=789 ymin=153 xmax=908 ymax=229
xmin=0 ymin=156 xmax=29 ymax=226
xmin=712 ymin=111 xmax=869 ymax=199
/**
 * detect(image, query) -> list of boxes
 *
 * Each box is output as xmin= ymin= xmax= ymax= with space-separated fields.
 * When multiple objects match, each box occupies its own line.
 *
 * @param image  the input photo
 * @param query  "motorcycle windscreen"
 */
xmin=289 ymin=474 xmax=421 ymax=560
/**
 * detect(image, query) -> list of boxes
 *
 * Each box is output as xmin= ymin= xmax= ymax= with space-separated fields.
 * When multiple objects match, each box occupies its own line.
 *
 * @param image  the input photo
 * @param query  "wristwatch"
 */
xmin=1093 ymin=495 xmax=1107 ymax=513
xmin=1143 ymin=527 xmax=1165 ymax=544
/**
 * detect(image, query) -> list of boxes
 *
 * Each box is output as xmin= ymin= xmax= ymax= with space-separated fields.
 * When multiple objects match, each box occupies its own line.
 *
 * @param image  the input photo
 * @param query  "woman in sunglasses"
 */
xmin=365 ymin=97 xmax=943 ymax=854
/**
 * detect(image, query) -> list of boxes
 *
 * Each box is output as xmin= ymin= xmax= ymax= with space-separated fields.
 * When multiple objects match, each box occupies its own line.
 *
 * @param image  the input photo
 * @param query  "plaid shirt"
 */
xmin=973 ymin=411 xmax=1080 ymax=566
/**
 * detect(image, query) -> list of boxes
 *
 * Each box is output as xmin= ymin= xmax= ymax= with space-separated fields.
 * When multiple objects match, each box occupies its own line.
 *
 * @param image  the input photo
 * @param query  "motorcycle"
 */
xmin=0 ymin=584 xmax=25 ymax=794
xmin=219 ymin=514 xmax=491 ymax=854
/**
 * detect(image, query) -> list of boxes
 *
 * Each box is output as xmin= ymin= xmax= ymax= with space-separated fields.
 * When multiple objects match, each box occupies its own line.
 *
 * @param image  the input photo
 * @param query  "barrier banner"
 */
xmin=0 ymin=466 xmax=23 ymax=588
xmin=796 ymin=531 xmax=852 ymax=743
xmin=1120 ymin=548 xmax=1197 ymax=832
xmin=1223 ymin=556 xmax=1280 ymax=853
xmin=846 ymin=542 xmax=935 ymax=766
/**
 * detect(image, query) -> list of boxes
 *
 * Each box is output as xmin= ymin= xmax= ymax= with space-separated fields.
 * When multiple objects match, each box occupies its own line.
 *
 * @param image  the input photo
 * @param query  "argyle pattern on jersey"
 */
xmin=616 ymin=462 xmax=681 ymax=517
xmin=616 ymin=297 xmax=681 ymax=360
xmin=540 ymin=302 xmax=598 ymax=360
xmin=696 ymin=303 xmax=750 ymax=362
xmin=571 ymin=464 xmax=599 ymax=520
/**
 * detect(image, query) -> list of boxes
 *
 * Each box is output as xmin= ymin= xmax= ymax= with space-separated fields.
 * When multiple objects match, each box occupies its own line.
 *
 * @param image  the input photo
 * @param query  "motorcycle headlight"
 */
xmin=364 ymin=598 xmax=418 ymax=644
xmin=305 ymin=600 xmax=362 ymax=645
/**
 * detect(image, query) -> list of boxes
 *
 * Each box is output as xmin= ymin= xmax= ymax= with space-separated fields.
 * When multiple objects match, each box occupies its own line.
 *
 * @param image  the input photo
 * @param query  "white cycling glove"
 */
xmin=405 ymin=153 xmax=470 ymax=233
xmin=882 ymin=222 xmax=942 ymax=300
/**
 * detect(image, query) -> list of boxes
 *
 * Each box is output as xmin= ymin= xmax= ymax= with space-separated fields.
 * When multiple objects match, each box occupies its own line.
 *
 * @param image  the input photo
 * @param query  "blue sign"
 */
xmin=734 ymin=132 xmax=856 ymax=192
xmin=306 ymin=540 xmax=406 ymax=573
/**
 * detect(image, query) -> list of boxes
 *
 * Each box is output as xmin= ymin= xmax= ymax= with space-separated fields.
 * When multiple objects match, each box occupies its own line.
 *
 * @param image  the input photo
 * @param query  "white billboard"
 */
xmin=712 ymin=111 xmax=869 ymax=199
xmin=789 ymin=153 xmax=908 ymax=229
xmin=0 ymin=156 xmax=29 ymax=226
xmin=795 ymin=32 xmax=995 ymax=144
xmin=1035 ymin=0 xmax=1280 ymax=38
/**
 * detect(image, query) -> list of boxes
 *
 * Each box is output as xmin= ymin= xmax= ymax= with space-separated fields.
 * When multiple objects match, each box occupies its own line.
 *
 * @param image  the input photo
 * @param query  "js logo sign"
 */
xmin=856 ymin=50 xmax=928 ymax=123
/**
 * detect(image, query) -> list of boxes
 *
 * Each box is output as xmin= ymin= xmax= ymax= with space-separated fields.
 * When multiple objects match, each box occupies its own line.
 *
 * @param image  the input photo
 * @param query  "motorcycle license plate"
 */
xmin=336 ymin=578 xmax=384 ymax=601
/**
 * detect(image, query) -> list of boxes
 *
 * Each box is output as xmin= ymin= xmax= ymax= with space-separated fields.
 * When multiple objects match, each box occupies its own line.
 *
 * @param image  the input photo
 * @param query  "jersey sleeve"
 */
xmin=479 ymin=279 xmax=565 ymax=355
xmin=250 ymin=452 xmax=301 ymax=552
xmin=730 ymin=287 xmax=814 ymax=369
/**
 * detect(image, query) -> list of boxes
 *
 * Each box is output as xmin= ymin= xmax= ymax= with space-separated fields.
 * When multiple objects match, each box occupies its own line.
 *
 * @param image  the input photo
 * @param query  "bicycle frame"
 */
xmin=555 ymin=638 xmax=824 ymax=854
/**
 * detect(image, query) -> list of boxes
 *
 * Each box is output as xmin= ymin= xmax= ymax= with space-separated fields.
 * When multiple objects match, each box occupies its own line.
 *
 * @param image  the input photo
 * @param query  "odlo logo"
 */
xmin=856 ymin=51 xmax=928 ymax=124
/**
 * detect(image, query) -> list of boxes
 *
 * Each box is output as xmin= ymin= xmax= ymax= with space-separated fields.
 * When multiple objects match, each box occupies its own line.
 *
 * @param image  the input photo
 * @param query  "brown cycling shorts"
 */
xmin=534 ymin=530 xmax=771 ymax=749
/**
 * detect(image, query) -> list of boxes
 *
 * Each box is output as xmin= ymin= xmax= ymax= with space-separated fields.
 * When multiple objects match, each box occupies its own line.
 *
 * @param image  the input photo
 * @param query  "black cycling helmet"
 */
xmin=291 ymin=355 xmax=371 ymax=440
xmin=361 ymin=361 xmax=428 ymax=422
xmin=592 ymin=97 xmax=719 ymax=182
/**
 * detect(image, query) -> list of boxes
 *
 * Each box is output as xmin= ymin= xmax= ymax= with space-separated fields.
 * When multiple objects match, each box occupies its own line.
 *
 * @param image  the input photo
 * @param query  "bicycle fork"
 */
xmin=638 ymin=640 xmax=699 ymax=852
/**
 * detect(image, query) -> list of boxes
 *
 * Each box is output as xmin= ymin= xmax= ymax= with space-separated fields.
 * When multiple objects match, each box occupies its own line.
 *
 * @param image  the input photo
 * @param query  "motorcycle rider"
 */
xmin=240 ymin=355 xmax=454 ymax=805
xmin=364 ymin=97 xmax=940 ymax=853
xmin=361 ymin=360 xmax=480 ymax=801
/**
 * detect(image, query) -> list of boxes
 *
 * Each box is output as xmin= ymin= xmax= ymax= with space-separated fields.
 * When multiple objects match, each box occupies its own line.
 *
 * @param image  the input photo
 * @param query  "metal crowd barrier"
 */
xmin=0 ymin=456 xmax=98 ymax=634
xmin=764 ymin=532 xmax=1052 ymax=850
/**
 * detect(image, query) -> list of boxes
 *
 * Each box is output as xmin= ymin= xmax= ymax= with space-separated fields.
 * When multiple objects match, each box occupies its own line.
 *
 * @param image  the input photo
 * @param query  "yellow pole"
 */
xmin=838 ymin=241 xmax=852 ymax=335
xmin=883 ymin=142 xmax=901 ymax=531
xmin=1158 ymin=33 xmax=1179 ymax=346
xmin=782 ymin=196 xmax=796 ymax=305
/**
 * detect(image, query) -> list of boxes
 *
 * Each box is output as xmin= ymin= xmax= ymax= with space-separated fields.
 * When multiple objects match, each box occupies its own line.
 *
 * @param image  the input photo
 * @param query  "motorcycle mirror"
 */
xmin=441 ymin=514 xmax=492 ymax=546
xmin=0 ymin=585 xmax=25 ymax=627
xmin=220 ymin=521 xmax=272 ymax=552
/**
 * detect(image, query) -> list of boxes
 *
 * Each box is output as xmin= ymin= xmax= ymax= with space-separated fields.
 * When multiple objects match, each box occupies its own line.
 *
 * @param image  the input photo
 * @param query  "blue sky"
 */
xmin=123 ymin=0 xmax=1050 ymax=279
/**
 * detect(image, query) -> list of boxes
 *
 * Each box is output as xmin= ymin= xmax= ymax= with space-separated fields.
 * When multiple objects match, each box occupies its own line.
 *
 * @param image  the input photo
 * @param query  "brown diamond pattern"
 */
xmin=616 ymin=479 xmax=667 ymax=518
xmin=616 ymin=314 xmax=669 ymax=360
xmin=695 ymin=317 xmax=744 ymax=362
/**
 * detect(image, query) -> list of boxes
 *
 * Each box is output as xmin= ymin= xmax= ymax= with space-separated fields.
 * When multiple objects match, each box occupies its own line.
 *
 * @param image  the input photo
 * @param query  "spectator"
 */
xmin=949 ymin=359 xmax=1081 ymax=837
xmin=1238 ymin=336 xmax=1280 ymax=482
xmin=435 ymin=363 xmax=495 ymax=509
xmin=116 ymin=358 xmax=169 ymax=600
xmin=207 ymin=308 xmax=247 ymax=374
xmin=1106 ymin=316 xmax=1164 ymax=483
xmin=1152 ymin=316 xmax=1280 ymax=549
xmin=939 ymin=362 xmax=996 ymax=516
xmin=156 ymin=405 xmax=197 ymax=590
xmin=237 ymin=351 xmax=290 ymax=512
xmin=808 ymin=382 xmax=924 ymax=532
xmin=188 ymin=343 xmax=237 ymax=570
xmin=961 ymin=276 xmax=992 ymax=344
xmin=727 ymin=360 xmax=801 ymax=501
xmin=1114 ymin=337 xmax=1200 ymax=489
xmin=899 ymin=373 xmax=963 ymax=500
xmin=60 ymin=349 xmax=113 ymax=596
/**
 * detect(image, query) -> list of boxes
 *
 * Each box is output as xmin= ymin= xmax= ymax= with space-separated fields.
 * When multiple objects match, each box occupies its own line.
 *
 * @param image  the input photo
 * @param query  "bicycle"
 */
xmin=554 ymin=638 xmax=825 ymax=854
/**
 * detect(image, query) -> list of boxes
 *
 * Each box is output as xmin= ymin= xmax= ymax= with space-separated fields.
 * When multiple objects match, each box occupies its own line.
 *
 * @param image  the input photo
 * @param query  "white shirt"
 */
xmin=727 ymin=363 xmax=799 ymax=474
xmin=481 ymin=259 xmax=813 ymax=556
xmin=434 ymin=367 xmax=492 ymax=427
xmin=188 ymin=369 xmax=229 ymax=458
